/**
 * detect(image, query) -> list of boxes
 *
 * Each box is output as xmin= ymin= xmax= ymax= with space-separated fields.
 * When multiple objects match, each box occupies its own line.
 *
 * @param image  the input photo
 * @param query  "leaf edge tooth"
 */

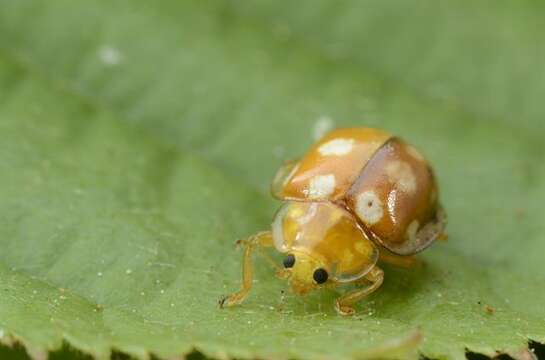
xmin=1 ymin=316 xmax=545 ymax=360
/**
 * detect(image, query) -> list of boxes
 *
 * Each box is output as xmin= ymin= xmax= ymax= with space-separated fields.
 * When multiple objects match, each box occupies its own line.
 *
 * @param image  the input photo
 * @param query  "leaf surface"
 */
xmin=0 ymin=1 xmax=544 ymax=359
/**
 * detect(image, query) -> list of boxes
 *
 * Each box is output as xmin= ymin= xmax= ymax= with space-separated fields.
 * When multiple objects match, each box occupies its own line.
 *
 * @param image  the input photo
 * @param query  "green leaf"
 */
xmin=0 ymin=1 xmax=544 ymax=359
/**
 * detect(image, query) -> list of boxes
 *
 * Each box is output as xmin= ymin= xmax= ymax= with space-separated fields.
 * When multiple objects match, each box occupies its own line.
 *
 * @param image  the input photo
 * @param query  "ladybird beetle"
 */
xmin=221 ymin=128 xmax=447 ymax=315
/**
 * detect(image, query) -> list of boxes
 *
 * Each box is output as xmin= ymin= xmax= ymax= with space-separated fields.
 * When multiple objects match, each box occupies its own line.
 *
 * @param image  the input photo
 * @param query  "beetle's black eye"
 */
xmin=313 ymin=268 xmax=328 ymax=284
xmin=283 ymin=254 xmax=295 ymax=268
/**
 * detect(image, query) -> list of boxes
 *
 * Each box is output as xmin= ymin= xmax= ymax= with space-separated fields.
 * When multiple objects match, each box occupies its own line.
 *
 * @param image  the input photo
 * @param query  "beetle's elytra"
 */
xmin=221 ymin=128 xmax=447 ymax=315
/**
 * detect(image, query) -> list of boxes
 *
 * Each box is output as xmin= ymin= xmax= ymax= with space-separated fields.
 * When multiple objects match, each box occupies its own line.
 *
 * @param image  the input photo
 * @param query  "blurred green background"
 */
xmin=0 ymin=1 xmax=544 ymax=360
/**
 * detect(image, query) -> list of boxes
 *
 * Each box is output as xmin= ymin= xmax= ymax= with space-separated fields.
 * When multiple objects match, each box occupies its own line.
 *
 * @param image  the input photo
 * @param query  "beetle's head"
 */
xmin=272 ymin=201 xmax=378 ymax=294
xmin=277 ymin=250 xmax=330 ymax=295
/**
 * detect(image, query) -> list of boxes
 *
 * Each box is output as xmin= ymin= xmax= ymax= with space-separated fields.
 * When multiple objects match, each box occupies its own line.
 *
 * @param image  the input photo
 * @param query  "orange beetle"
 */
xmin=221 ymin=128 xmax=447 ymax=315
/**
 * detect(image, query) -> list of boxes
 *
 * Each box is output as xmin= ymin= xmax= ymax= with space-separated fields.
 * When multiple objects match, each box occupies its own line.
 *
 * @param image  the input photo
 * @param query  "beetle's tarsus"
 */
xmin=334 ymin=266 xmax=384 ymax=316
xmin=222 ymin=231 xmax=274 ymax=308
xmin=335 ymin=301 xmax=356 ymax=316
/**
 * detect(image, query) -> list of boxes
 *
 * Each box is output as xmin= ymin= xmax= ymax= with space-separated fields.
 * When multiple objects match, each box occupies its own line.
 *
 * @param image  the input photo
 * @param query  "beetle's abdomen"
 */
xmin=346 ymin=138 xmax=443 ymax=255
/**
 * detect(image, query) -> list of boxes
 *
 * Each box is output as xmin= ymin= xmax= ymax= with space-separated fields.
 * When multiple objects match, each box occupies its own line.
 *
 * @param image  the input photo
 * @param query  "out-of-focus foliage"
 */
xmin=0 ymin=1 xmax=544 ymax=359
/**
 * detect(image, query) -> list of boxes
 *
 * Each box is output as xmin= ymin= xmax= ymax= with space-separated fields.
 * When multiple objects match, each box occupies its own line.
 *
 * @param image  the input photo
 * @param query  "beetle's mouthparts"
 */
xmin=276 ymin=269 xmax=292 ymax=279
xmin=290 ymin=281 xmax=313 ymax=295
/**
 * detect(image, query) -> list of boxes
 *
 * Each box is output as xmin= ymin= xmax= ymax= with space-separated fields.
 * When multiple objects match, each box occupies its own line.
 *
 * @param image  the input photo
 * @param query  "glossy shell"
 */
xmin=274 ymin=128 xmax=391 ymax=201
xmin=273 ymin=128 xmax=446 ymax=256
xmin=272 ymin=201 xmax=379 ymax=282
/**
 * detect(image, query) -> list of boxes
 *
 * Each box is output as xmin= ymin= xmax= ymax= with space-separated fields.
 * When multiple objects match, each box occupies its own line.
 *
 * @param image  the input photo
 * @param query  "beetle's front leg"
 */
xmin=334 ymin=266 xmax=384 ymax=316
xmin=220 ymin=231 xmax=273 ymax=308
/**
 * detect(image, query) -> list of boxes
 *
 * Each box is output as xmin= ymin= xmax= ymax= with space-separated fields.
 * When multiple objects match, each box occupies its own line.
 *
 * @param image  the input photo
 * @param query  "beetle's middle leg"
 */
xmin=335 ymin=266 xmax=384 ymax=316
xmin=219 ymin=231 xmax=273 ymax=308
xmin=379 ymin=250 xmax=422 ymax=268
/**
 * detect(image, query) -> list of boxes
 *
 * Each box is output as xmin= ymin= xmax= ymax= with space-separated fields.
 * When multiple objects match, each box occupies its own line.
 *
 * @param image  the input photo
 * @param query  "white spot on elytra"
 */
xmin=306 ymin=174 xmax=336 ymax=199
xmin=318 ymin=138 xmax=355 ymax=156
xmin=313 ymin=116 xmax=334 ymax=140
xmin=406 ymin=220 xmax=420 ymax=243
xmin=386 ymin=161 xmax=417 ymax=194
xmin=356 ymin=191 xmax=384 ymax=225
xmin=98 ymin=45 xmax=122 ymax=66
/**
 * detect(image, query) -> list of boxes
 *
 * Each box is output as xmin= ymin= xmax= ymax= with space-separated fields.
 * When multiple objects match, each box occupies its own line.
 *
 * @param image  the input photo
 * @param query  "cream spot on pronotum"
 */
xmin=342 ymin=248 xmax=355 ymax=263
xmin=386 ymin=161 xmax=417 ymax=194
xmin=318 ymin=138 xmax=355 ymax=156
xmin=306 ymin=174 xmax=336 ymax=199
xmin=296 ymin=203 xmax=319 ymax=225
xmin=356 ymin=191 xmax=384 ymax=225
xmin=354 ymin=241 xmax=369 ymax=255
xmin=406 ymin=145 xmax=425 ymax=161
xmin=406 ymin=220 xmax=420 ymax=243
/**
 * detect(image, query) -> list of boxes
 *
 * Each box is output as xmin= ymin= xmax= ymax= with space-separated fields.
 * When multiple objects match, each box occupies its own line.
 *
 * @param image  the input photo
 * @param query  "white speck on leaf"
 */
xmin=98 ymin=45 xmax=123 ymax=66
xmin=273 ymin=145 xmax=286 ymax=158
xmin=313 ymin=116 xmax=334 ymax=140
